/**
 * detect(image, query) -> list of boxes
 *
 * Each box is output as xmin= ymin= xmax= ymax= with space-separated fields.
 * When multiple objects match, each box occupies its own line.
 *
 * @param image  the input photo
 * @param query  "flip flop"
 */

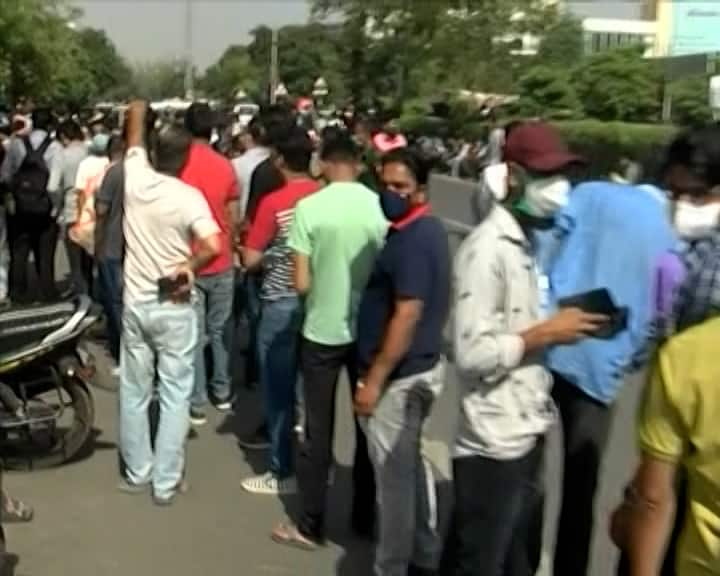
xmin=271 ymin=520 xmax=319 ymax=551
xmin=2 ymin=494 xmax=34 ymax=523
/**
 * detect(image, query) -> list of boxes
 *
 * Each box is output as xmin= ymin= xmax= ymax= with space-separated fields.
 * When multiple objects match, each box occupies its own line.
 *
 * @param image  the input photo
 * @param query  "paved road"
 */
xmin=4 ymin=179 xmax=643 ymax=575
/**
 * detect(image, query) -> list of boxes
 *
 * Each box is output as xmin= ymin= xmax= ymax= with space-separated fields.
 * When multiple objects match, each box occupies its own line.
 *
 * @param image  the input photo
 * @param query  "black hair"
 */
xmin=381 ymin=147 xmax=431 ymax=187
xmin=32 ymin=108 xmax=52 ymax=132
xmin=320 ymin=132 xmax=359 ymax=164
xmin=248 ymin=104 xmax=296 ymax=146
xmin=184 ymin=102 xmax=214 ymax=141
xmin=58 ymin=119 xmax=84 ymax=142
xmin=275 ymin=127 xmax=314 ymax=173
xmin=662 ymin=125 xmax=720 ymax=193
xmin=153 ymin=124 xmax=192 ymax=176
xmin=107 ymin=134 xmax=124 ymax=159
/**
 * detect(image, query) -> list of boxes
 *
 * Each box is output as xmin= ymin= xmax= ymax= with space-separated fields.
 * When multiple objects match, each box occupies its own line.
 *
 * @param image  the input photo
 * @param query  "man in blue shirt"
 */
xmin=355 ymin=148 xmax=451 ymax=576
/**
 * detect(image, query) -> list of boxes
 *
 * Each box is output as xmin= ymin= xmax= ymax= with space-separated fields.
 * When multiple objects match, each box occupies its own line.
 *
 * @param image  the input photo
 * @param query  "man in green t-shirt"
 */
xmin=271 ymin=134 xmax=388 ymax=550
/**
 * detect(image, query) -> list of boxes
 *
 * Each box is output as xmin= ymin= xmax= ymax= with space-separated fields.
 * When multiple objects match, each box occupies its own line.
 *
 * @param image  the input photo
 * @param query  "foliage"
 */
xmin=75 ymin=28 xmax=133 ymax=101
xmin=537 ymin=14 xmax=584 ymax=68
xmin=668 ymin=75 xmax=713 ymax=126
xmin=200 ymin=45 xmax=260 ymax=100
xmin=572 ymin=45 xmax=662 ymax=123
xmin=130 ymin=60 xmax=188 ymax=101
xmin=514 ymin=66 xmax=582 ymax=119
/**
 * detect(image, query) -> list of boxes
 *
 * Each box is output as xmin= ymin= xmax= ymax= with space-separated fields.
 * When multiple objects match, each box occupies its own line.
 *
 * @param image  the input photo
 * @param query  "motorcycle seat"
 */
xmin=0 ymin=300 xmax=78 ymax=357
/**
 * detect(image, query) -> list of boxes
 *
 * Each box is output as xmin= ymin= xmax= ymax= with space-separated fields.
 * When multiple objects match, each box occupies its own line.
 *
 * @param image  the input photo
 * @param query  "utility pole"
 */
xmin=270 ymin=28 xmax=279 ymax=104
xmin=184 ymin=0 xmax=194 ymax=100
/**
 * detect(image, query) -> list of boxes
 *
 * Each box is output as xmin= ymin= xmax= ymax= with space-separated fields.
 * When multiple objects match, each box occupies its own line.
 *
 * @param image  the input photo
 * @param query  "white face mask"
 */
xmin=673 ymin=200 xmax=720 ymax=240
xmin=524 ymin=175 xmax=571 ymax=218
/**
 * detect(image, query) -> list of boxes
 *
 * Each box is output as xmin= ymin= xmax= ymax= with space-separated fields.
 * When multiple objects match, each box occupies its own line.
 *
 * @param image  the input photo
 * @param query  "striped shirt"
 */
xmin=245 ymin=178 xmax=320 ymax=300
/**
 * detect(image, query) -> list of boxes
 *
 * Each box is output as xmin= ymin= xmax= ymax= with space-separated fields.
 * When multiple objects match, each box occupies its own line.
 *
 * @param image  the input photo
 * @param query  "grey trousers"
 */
xmin=365 ymin=362 xmax=445 ymax=576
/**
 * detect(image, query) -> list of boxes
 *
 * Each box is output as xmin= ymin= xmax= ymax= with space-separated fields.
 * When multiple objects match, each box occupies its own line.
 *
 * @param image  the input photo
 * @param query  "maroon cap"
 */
xmin=504 ymin=122 xmax=583 ymax=173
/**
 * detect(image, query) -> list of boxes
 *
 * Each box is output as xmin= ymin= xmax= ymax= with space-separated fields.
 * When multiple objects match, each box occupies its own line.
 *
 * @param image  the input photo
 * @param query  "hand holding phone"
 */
xmin=557 ymin=288 xmax=628 ymax=339
xmin=158 ymin=264 xmax=194 ymax=302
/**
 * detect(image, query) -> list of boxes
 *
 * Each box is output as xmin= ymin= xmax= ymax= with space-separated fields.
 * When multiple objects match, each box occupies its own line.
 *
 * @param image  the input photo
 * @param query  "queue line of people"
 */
xmin=2 ymin=97 xmax=719 ymax=576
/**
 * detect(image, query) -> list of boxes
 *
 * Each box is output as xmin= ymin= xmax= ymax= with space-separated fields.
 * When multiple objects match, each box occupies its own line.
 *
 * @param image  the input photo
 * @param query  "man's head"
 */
xmin=662 ymin=125 xmax=720 ymax=240
xmin=57 ymin=120 xmax=84 ymax=145
xmin=152 ymin=123 xmax=192 ymax=176
xmin=107 ymin=134 xmax=125 ymax=162
xmin=272 ymin=126 xmax=314 ymax=177
xmin=31 ymin=108 xmax=52 ymax=133
xmin=501 ymin=122 xmax=583 ymax=219
xmin=319 ymin=132 xmax=361 ymax=183
xmin=378 ymin=147 xmax=429 ymax=221
xmin=184 ymin=102 xmax=214 ymax=142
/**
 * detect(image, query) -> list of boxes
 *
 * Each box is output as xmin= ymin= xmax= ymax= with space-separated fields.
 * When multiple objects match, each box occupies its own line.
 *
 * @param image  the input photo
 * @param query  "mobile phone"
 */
xmin=558 ymin=288 xmax=629 ymax=339
xmin=158 ymin=273 xmax=189 ymax=300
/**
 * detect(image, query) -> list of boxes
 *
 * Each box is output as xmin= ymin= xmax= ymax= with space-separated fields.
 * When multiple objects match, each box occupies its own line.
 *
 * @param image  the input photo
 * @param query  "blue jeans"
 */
xmin=257 ymin=296 xmax=303 ymax=477
xmin=192 ymin=270 xmax=234 ymax=408
xmin=97 ymin=258 xmax=123 ymax=362
xmin=119 ymin=300 xmax=197 ymax=500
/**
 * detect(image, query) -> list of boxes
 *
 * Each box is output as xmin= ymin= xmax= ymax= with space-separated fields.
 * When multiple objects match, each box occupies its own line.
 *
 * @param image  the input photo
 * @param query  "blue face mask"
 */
xmin=380 ymin=189 xmax=411 ymax=221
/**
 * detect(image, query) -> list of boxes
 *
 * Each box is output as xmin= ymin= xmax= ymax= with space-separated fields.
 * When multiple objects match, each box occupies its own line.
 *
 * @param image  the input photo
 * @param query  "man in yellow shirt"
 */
xmin=612 ymin=317 xmax=720 ymax=576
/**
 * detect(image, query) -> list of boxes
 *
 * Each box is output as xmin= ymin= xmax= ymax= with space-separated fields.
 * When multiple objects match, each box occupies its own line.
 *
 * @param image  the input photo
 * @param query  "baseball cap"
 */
xmin=504 ymin=122 xmax=583 ymax=173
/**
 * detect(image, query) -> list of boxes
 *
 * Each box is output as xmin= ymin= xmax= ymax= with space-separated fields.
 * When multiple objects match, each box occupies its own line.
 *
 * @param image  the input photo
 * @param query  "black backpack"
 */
xmin=12 ymin=135 xmax=53 ymax=215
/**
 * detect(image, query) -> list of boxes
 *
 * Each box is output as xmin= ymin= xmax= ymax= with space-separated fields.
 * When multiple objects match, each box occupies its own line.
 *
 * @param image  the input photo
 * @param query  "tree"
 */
xmin=573 ymin=45 xmax=662 ymax=122
xmin=669 ymin=75 xmax=713 ymax=126
xmin=130 ymin=60 xmax=187 ymax=101
xmin=200 ymin=45 xmax=260 ymax=100
xmin=537 ymin=14 xmax=584 ymax=69
xmin=75 ymin=27 xmax=133 ymax=101
xmin=515 ymin=66 xmax=582 ymax=119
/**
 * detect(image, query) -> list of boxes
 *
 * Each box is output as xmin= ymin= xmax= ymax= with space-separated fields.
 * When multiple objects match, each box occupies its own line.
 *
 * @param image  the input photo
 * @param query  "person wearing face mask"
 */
xmin=613 ymin=125 xmax=720 ymax=576
xmin=450 ymin=122 xmax=609 ymax=576
xmin=352 ymin=148 xmax=450 ymax=576
xmin=514 ymin=124 xmax=676 ymax=575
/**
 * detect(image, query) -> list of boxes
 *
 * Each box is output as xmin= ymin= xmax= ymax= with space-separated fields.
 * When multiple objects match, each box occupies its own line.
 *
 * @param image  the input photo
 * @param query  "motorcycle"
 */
xmin=0 ymin=296 xmax=98 ymax=469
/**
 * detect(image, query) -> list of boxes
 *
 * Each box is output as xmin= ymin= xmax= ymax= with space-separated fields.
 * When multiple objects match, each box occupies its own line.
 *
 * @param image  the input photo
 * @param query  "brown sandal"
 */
xmin=271 ymin=520 xmax=319 ymax=551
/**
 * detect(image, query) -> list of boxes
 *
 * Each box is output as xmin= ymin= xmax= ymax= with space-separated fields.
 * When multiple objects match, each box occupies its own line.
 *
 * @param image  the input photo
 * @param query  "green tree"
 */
xmin=200 ymin=45 xmax=260 ymax=100
xmin=75 ymin=27 xmax=133 ymax=101
xmin=515 ymin=66 xmax=582 ymax=119
xmin=537 ymin=14 xmax=584 ymax=68
xmin=573 ymin=45 xmax=662 ymax=122
xmin=669 ymin=75 xmax=713 ymax=126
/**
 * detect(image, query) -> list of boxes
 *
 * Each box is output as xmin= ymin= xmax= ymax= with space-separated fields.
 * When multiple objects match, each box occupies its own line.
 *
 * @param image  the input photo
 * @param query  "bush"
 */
xmin=554 ymin=120 xmax=678 ymax=180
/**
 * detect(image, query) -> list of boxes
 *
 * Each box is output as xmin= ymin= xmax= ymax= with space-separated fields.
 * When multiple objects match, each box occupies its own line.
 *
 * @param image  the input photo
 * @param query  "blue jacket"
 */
xmin=542 ymin=182 xmax=676 ymax=405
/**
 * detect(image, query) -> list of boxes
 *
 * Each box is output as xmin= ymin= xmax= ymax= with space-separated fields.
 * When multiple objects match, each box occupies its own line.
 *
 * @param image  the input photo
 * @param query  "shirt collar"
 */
xmin=391 ymin=203 xmax=431 ymax=230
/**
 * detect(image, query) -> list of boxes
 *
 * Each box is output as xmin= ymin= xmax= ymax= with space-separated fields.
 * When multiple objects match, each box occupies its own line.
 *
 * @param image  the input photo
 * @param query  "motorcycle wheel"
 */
xmin=3 ymin=377 xmax=95 ymax=469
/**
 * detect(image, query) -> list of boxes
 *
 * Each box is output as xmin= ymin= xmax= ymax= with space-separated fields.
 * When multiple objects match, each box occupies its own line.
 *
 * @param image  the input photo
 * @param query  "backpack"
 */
xmin=12 ymin=135 xmax=53 ymax=215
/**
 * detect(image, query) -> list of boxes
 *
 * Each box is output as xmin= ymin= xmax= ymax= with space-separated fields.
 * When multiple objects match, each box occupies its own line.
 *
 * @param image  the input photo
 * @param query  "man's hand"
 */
xmin=126 ymin=100 xmax=148 ymax=149
xmin=543 ymin=307 xmax=609 ymax=345
xmin=170 ymin=262 xmax=195 ymax=303
xmin=353 ymin=381 xmax=382 ymax=417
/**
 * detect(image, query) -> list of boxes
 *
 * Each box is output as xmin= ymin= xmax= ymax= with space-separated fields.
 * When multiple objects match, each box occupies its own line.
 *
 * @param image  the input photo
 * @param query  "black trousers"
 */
xmin=296 ymin=337 xmax=375 ymax=541
xmin=552 ymin=374 xmax=613 ymax=576
xmin=9 ymin=213 xmax=58 ymax=303
xmin=65 ymin=231 xmax=93 ymax=296
xmin=451 ymin=441 xmax=544 ymax=576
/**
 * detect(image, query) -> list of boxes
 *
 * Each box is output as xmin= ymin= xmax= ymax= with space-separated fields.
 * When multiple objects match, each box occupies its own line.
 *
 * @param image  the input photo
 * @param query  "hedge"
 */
xmin=399 ymin=115 xmax=679 ymax=180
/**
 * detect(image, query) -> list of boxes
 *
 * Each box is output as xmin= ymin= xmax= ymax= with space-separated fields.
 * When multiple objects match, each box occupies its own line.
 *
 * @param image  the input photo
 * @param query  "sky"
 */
xmin=74 ymin=0 xmax=644 ymax=70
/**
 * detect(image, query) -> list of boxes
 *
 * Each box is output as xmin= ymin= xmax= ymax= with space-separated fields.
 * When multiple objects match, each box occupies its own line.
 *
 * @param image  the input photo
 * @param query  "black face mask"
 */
xmin=379 ymin=189 xmax=411 ymax=221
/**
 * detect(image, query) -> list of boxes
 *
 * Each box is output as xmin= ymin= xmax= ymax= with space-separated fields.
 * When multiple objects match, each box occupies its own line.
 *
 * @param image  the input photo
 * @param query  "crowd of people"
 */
xmin=0 ymin=96 xmax=719 ymax=576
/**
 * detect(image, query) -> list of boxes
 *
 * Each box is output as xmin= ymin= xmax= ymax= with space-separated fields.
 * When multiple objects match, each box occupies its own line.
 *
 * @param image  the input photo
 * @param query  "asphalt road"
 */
xmin=3 ymin=179 xmax=643 ymax=575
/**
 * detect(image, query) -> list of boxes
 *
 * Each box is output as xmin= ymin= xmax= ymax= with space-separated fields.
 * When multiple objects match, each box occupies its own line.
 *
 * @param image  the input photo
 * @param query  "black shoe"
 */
xmin=189 ymin=407 xmax=207 ymax=426
xmin=238 ymin=423 xmax=270 ymax=450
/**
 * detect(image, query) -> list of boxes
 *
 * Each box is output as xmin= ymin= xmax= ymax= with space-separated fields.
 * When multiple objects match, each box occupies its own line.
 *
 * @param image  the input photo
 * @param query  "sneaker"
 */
xmin=213 ymin=399 xmax=233 ymax=412
xmin=242 ymin=472 xmax=297 ymax=495
xmin=117 ymin=478 xmax=149 ymax=495
xmin=153 ymin=479 xmax=189 ymax=507
xmin=238 ymin=424 xmax=270 ymax=450
xmin=190 ymin=407 xmax=207 ymax=426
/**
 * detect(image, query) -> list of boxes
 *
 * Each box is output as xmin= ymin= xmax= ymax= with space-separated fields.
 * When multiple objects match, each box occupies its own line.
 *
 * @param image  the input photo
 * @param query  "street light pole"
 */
xmin=270 ymin=28 xmax=279 ymax=104
xmin=184 ymin=0 xmax=194 ymax=99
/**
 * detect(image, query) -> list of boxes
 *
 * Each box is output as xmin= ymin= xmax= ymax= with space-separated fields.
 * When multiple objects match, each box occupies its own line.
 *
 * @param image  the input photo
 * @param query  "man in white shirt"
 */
xmin=451 ymin=123 xmax=607 ymax=575
xmin=119 ymin=102 xmax=221 ymax=506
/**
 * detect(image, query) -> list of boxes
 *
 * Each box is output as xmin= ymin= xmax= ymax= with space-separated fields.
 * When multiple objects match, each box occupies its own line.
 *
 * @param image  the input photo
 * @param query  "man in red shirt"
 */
xmin=181 ymin=103 xmax=239 ymax=425
xmin=240 ymin=126 xmax=319 ymax=495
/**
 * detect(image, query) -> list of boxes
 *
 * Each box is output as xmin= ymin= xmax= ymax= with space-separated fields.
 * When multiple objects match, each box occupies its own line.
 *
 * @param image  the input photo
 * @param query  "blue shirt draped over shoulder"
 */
xmin=541 ymin=182 xmax=676 ymax=405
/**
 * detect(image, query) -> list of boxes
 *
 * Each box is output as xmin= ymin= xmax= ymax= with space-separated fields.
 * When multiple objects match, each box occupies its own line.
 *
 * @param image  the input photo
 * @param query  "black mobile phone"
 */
xmin=558 ymin=288 xmax=629 ymax=339
xmin=158 ymin=273 xmax=189 ymax=299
